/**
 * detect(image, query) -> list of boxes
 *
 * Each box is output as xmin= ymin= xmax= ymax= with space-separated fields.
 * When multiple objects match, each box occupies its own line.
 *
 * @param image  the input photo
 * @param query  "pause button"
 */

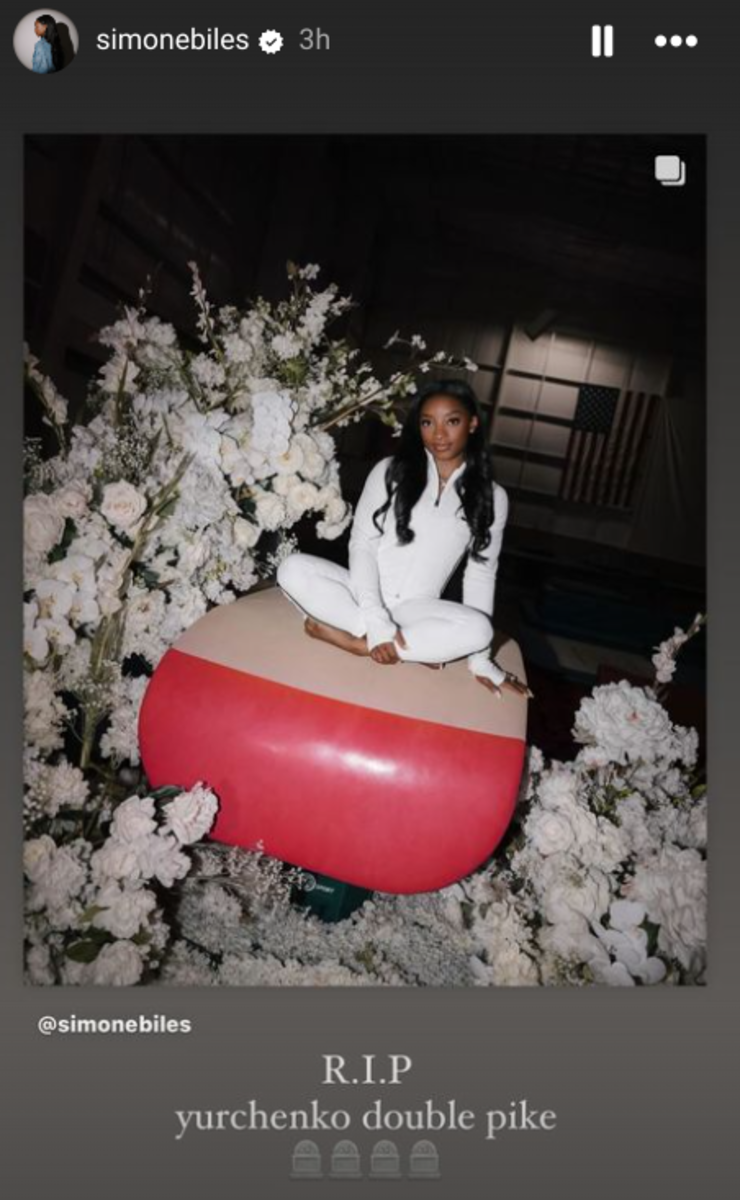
xmin=592 ymin=25 xmax=614 ymax=57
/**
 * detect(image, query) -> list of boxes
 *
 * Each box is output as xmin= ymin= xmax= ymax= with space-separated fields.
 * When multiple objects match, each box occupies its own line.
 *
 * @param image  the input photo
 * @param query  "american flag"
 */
xmin=560 ymin=385 xmax=658 ymax=508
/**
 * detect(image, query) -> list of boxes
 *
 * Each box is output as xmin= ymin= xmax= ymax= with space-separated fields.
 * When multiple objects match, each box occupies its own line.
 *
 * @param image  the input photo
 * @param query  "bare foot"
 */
xmin=304 ymin=617 xmax=369 ymax=657
xmin=475 ymin=675 xmax=534 ymax=699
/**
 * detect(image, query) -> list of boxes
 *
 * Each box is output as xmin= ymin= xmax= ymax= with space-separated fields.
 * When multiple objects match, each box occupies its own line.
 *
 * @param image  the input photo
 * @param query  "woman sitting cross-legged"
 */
xmin=277 ymin=378 xmax=531 ymax=699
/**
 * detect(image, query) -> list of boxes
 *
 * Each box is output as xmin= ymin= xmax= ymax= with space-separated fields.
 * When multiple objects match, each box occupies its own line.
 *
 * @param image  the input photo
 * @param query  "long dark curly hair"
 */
xmin=36 ymin=14 xmax=63 ymax=71
xmin=372 ymin=379 xmax=495 ymax=562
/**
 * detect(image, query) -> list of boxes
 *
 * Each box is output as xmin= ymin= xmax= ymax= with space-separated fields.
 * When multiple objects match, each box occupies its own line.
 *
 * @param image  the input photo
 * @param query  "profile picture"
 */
xmin=13 ymin=10 xmax=78 ymax=74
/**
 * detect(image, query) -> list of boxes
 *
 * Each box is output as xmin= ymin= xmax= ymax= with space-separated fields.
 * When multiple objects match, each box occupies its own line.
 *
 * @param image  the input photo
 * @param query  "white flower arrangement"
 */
xmin=23 ymin=262 xmax=705 ymax=986
xmin=23 ymin=262 xmax=476 ymax=984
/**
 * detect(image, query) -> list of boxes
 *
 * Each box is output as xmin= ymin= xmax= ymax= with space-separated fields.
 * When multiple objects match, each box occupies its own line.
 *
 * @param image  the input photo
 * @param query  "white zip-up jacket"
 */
xmin=349 ymin=449 xmax=509 ymax=684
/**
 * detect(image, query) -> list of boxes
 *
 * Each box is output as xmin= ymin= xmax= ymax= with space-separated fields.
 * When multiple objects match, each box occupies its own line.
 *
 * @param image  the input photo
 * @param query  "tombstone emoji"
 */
xmin=370 ymin=1139 xmax=402 ymax=1179
xmin=409 ymin=1140 xmax=441 ymax=1179
xmin=330 ymin=1139 xmax=362 ymax=1179
xmin=291 ymin=1139 xmax=322 ymax=1179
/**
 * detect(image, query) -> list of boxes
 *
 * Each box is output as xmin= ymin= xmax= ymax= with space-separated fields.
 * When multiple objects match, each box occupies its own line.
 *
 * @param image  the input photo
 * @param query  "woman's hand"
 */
xmin=475 ymin=672 xmax=534 ymax=699
xmin=370 ymin=628 xmax=407 ymax=665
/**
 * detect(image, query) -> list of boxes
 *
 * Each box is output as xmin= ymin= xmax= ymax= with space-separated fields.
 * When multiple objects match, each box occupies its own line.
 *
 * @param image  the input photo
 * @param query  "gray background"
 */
xmin=1 ymin=2 xmax=735 ymax=1195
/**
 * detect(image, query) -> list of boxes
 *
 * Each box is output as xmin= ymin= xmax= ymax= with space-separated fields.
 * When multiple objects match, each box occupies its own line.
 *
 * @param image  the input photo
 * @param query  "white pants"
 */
xmin=277 ymin=552 xmax=493 ymax=665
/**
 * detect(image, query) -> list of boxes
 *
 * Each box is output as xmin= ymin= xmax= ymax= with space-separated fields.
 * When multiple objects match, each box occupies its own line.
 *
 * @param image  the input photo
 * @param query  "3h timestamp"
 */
xmin=300 ymin=28 xmax=331 ymax=51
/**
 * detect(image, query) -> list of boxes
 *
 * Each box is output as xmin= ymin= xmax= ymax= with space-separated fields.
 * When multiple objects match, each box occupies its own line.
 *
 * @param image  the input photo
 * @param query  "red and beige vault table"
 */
xmin=139 ymin=588 xmax=528 ymax=894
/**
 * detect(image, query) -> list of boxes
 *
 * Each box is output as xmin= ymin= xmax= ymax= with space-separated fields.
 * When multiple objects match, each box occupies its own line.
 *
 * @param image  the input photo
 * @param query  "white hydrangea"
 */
xmin=24 ymin=835 xmax=88 ymax=927
xmin=77 ymin=940 xmax=145 ymax=986
xmin=35 ymin=760 xmax=90 ymax=817
xmin=174 ymin=407 xmax=229 ymax=467
xmin=248 ymin=389 xmax=295 ymax=477
xmin=24 ymin=669 xmax=69 ymax=753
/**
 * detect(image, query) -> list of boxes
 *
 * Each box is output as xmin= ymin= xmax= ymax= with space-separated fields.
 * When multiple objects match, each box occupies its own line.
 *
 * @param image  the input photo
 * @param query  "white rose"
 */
xmin=275 ymin=442 xmax=305 ymax=476
xmin=253 ymin=491 xmax=286 ymax=532
xmin=91 ymin=882 xmax=158 ymax=939
xmin=23 ymin=834 xmax=56 ymax=882
xmin=624 ymin=846 xmax=706 ymax=970
xmin=286 ymin=481 xmax=320 ymax=521
xmin=100 ymin=481 xmax=148 ymax=532
xmin=317 ymin=486 xmax=348 ymax=525
xmin=574 ymin=681 xmax=692 ymax=768
xmin=567 ymin=805 xmax=601 ymax=853
xmin=134 ymin=832 xmax=190 ymax=887
xmin=590 ymin=960 xmax=636 ymax=986
xmin=53 ymin=483 xmax=90 ymax=520
xmin=90 ymin=839 xmax=143 ymax=883
xmin=315 ymin=514 xmax=352 ymax=540
xmin=616 ymin=794 xmax=657 ymax=859
xmin=593 ymin=900 xmax=668 ymax=985
xmin=221 ymin=438 xmax=252 ymax=485
xmin=34 ymin=578 xmax=76 ymax=622
xmin=537 ymin=766 xmax=579 ymax=810
xmin=682 ymin=800 xmax=707 ymax=850
xmin=540 ymin=913 xmax=599 ymax=958
xmin=110 ymin=796 xmax=157 ymax=843
xmin=526 ymin=809 xmax=575 ymax=856
xmin=163 ymin=785 xmax=219 ymax=845
xmin=26 ymin=944 xmax=56 ymax=986
xmin=24 ymin=493 xmax=65 ymax=560
xmin=24 ymin=600 xmax=48 ymax=662
xmin=272 ymin=472 xmax=298 ymax=497
xmin=541 ymin=869 xmax=611 ymax=926
xmin=233 ymin=517 xmax=260 ymax=550
xmin=583 ymin=817 xmax=628 ymax=873
xmin=294 ymin=433 xmax=328 ymax=482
